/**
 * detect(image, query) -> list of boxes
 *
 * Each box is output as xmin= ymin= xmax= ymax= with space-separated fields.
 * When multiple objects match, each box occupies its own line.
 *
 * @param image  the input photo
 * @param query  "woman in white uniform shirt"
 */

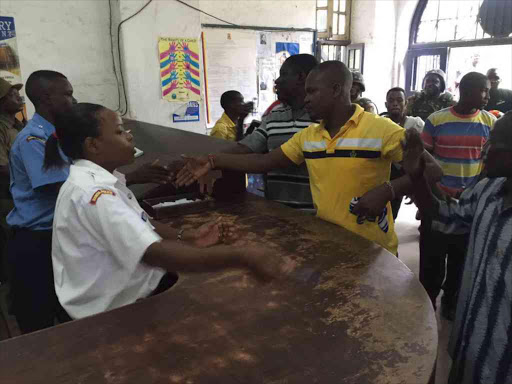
xmin=43 ymin=103 xmax=283 ymax=319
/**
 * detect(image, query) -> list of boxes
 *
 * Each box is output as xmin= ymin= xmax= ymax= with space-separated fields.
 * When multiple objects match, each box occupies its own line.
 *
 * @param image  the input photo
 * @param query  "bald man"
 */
xmin=177 ymin=61 xmax=442 ymax=255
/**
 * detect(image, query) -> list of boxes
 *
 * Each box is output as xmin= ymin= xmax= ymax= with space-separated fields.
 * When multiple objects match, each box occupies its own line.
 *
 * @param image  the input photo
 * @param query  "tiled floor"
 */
xmin=395 ymin=202 xmax=452 ymax=384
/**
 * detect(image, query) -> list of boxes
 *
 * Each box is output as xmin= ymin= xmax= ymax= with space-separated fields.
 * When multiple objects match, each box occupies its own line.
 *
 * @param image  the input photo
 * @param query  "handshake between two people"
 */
xmin=175 ymin=154 xmax=222 ymax=195
xmin=127 ymin=156 xmax=221 ymax=194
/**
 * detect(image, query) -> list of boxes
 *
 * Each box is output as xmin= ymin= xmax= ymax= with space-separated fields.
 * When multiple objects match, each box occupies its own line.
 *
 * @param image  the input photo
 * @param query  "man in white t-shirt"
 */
xmin=385 ymin=87 xmax=425 ymax=133
xmin=383 ymin=87 xmax=425 ymax=220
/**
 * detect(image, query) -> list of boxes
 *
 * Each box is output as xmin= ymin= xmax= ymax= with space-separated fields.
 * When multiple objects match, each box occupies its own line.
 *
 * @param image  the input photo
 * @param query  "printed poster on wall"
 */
xmin=159 ymin=37 xmax=201 ymax=102
xmin=172 ymin=101 xmax=200 ymax=123
xmin=0 ymin=16 xmax=26 ymax=119
xmin=275 ymin=42 xmax=299 ymax=65
xmin=0 ymin=16 xmax=21 ymax=83
xmin=257 ymin=32 xmax=272 ymax=58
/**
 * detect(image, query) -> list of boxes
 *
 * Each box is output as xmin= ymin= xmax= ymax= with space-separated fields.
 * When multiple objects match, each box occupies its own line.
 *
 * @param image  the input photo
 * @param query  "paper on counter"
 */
xmin=134 ymin=147 xmax=144 ymax=158
xmin=153 ymin=198 xmax=193 ymax=208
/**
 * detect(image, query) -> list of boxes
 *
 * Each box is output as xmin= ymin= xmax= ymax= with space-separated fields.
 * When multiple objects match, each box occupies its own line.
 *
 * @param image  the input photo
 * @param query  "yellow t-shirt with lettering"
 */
xmin=210 ymin=113 xmax=237 ymax=141
xmin=281 ymin=104 xmax=405 ymax=254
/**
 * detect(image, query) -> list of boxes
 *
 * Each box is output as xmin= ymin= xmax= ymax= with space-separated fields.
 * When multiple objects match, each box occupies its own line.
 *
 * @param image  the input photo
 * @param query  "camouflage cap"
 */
xmin=351 ymin=71 xmax=365 ymax=92
xmin=0 ymin=78 xmax=22 ymax=100
xmin=422 ymin=69 xmax=446 ymax=93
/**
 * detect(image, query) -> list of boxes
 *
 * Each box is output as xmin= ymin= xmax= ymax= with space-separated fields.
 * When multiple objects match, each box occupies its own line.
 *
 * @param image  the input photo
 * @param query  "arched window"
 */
xmin=415 ymin=0 xmax=491 ymax=44
xmin=406 ymin=0 xmax=512 ymax=95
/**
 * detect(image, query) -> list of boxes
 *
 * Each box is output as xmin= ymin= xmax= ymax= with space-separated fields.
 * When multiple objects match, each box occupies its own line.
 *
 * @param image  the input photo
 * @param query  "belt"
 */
xmin=11 ymin=227 xmax=52 ymax=233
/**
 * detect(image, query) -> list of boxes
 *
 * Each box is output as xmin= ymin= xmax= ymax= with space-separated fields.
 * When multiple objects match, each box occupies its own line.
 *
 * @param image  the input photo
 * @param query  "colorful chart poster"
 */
xmin=159 ymin=37 xmax=201 ymax=102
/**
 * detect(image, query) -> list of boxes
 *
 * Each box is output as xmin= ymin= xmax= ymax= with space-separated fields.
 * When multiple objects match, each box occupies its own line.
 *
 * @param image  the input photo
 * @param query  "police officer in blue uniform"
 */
xmin=7 ymin=70 xmax=75 ymax=333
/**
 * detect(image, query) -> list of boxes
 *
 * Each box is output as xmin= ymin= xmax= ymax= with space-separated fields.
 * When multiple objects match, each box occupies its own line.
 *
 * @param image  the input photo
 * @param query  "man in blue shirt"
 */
xmin=7 ymin=70 xmax=75 ymax=333
xmin=7 ymin=71 xmax=173 ymax=333
xmin=8 ymin=72 xmax=74 ymax=230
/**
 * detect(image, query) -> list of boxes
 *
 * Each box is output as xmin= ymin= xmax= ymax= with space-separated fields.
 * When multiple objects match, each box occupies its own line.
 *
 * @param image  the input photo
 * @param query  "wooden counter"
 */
xmin=0 ymin=195 xmax=437 ymax=383
xmin=0 ymin=120 xmax=436 ymax=383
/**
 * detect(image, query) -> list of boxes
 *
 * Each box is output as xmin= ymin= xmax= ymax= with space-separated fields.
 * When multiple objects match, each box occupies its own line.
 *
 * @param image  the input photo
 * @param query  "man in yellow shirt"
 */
xmin=210 ymin=91 xmax=252 ymax=141
xmin=179 ymin=62 xmax=440 ymax=255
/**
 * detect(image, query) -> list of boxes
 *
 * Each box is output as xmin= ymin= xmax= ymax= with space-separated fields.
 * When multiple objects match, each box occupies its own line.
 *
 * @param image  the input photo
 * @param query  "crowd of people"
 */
xmin=0 ymin=52 xmax=511 ymax=383
xmin=199 ymin=54 xmax=510 ymax=384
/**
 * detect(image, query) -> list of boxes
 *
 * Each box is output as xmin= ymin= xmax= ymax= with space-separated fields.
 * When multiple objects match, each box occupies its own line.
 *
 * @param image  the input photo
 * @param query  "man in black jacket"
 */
xmin=485 ymin=68 xmax=512 ymax=113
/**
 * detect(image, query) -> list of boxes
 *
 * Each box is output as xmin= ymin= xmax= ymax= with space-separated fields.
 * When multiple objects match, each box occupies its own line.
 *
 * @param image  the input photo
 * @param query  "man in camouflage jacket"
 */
xmin=407 ymin=69 xmax=455 ymax=121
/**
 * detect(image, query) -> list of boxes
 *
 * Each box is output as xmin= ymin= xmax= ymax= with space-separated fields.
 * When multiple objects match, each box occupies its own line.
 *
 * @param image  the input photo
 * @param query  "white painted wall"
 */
xmin=199 ymin=0 xmax=316 ymax=28
xmin=350 ymin=0 xmax=396 ymax=113
xmin=393 ymin=0 xmax=419 ymax=87
xmin=3 ymin=0 xmax=419 ymax=130
xmin=117 ymin=0 xmax=206 ymax=134
xmin=117 ymin=0 xmax=316 ymax=133
xmin=349 ymin=0 xmax=419 ymax=112
xmin=1 ymin=0 xmax=119 ymax=118
xmin=2 ymin=0 xmax=316 ymax=132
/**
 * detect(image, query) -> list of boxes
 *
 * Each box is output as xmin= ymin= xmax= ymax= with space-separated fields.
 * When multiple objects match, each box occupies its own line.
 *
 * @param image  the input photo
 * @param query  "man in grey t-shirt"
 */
xmin=227 ymin=54 xmax=318 ymax=210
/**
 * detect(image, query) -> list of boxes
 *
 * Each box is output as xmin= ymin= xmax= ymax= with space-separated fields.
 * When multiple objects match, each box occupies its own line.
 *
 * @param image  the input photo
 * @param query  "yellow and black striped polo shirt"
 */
xmin=281 ymin=104 xmax=405 ymax=254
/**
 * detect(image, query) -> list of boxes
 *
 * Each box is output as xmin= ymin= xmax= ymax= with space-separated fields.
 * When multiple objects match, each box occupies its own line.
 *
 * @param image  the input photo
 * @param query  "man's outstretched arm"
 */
xmin=176 ymin=148 xmax=295 ymax=187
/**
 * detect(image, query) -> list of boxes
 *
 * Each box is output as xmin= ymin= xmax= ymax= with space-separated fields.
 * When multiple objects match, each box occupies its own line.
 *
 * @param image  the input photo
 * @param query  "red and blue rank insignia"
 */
xmin=90 ymin=189 xmax=116 ymax=205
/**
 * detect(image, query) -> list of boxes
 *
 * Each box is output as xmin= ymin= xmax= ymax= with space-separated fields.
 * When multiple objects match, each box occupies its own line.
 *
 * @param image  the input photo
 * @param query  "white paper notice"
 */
xmin=300 ymin=34 xmax=313 ymax=54
xmin=257 ymin=32 xmax=272 ymax=58
xmin=205 ymin=30 xmax=258 ymax=125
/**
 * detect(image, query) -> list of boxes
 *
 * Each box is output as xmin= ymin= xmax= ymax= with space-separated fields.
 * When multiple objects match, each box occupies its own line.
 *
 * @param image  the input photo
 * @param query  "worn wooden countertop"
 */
xmin=0 ymin=196 xmax=437 ymax=384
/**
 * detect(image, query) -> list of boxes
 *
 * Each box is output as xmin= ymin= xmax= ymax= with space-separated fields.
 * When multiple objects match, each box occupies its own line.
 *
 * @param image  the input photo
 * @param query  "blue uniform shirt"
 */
xmin=7 ymin=113 xmax=69 ymax=230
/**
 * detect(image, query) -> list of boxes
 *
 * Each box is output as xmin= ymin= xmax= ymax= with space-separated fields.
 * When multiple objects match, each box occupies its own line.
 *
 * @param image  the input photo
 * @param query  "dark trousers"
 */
xmin=8 ymin=229 xmax=70 ymax=334
xmin=0 ymin=198 xmax=14 ymax=283
xmin=391 ymin=196 xmax=403 ymax=221
xmin=390 ymin=164 xmax=403 ymax=221
xmin=419 ymin=218 xmax=467 ymax=307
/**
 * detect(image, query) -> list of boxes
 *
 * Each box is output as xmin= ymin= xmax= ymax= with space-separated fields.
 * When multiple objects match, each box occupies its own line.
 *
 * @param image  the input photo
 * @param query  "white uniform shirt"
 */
xmin=52 ymin=159 xmax=165 ymax=319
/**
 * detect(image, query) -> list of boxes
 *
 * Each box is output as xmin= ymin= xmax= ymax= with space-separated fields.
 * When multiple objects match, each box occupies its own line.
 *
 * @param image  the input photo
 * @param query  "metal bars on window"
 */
xmin=415 ymin=0 xmax=492 ymax=44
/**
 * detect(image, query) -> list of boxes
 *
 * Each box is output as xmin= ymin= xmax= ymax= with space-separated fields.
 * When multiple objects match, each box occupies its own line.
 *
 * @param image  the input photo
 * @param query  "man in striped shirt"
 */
xmin=224 ymin=54 xmax=318 ymax=211
xmin=402 ymin=113 xmax=512 ymax=384
xmin=420 ymin=72 xmax=496 ymax=320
